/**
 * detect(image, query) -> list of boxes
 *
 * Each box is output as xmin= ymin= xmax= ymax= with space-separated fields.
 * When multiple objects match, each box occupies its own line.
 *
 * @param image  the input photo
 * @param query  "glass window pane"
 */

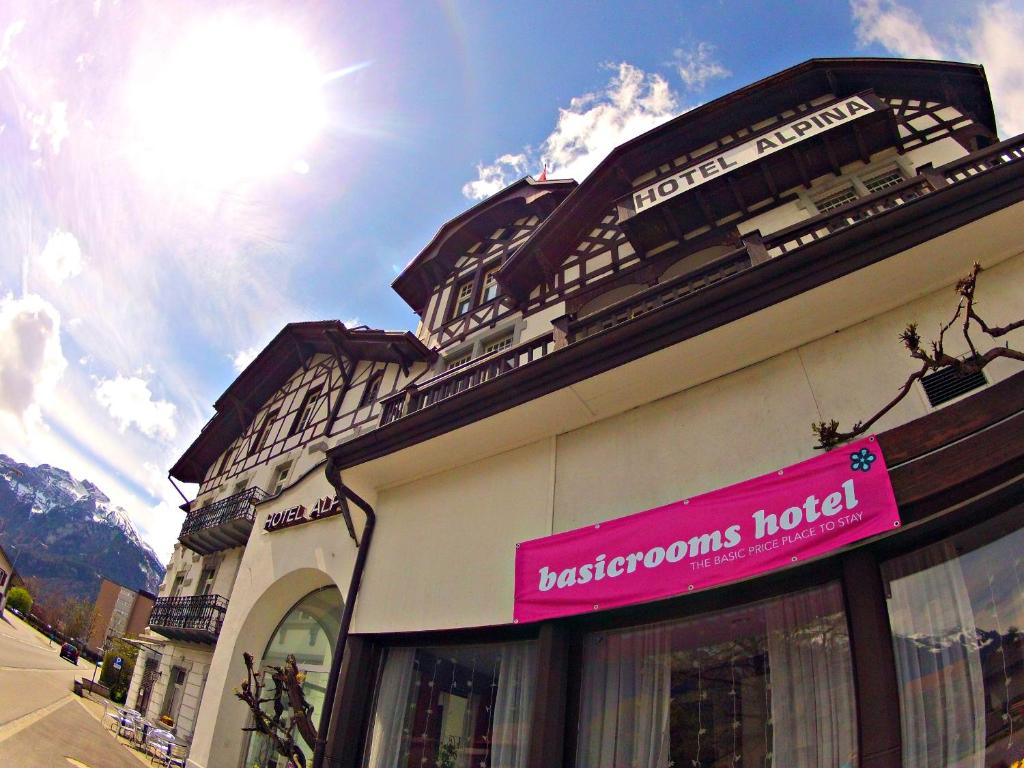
xmin=576 ymin=583 xmax=857 ymax=768
xmin=882 ymin=508 xmax=1024 ymax=767
xmin=244 ymin=586 xmax=343 ymax=768
xmin=365 ymin=641 xmax=537 ymax=768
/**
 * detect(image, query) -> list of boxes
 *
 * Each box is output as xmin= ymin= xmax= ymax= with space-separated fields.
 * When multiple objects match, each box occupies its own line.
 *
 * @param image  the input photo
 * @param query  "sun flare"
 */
xmin=127 ymin=15 xmax=326 ymax=191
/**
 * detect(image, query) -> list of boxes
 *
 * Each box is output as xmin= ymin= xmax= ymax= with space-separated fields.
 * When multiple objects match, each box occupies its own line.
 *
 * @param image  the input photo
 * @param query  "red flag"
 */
xmin=538 ymin=164 xmax=547 ymax=182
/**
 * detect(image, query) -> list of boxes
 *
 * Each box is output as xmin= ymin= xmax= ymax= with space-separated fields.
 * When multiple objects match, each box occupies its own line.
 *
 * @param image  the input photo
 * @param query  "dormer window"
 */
xmin=480 ymin=265 xmax=501 ymax=303
xmin=453 ymin=280 xmax=473 ymax=317
xmin=290 ymin=385 xmax=322 ymax=436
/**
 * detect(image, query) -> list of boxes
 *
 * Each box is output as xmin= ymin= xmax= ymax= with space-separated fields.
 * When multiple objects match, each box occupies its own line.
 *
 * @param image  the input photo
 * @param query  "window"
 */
xmin=160 ymin=665 xmax=188 ymax=721
xmin=882 ymin=505 xmax=1024 ymax=767
xmin=863 ymin=168 xmax=905 ymax=194
xmin=814 ymin=186 xmax=858 ymax=213
xmin=445 ymin=353 xmax=472 ymax=371
xmin=359 ymin=371 xmax=384 ymax=408
xmin=245 ymin=587 xmax=343 ymax=768
xmin=249 ymin=409 xmax=279 ymax=456
xmin=481 ymin=333 xmax=513 ymax=356
xmin=169 ymin=573 xmax=184 ymax=597
xmin=290 ymin=386 xmax=322 ymax=436
xmin=271 ymin=462 xmax=292 ymax=495
xmin=196 ymin=566 xmax=217 ymax=595
xmin=576 ymin=583 xmax=857 ymax=768
xmin=363 ymin=640 xmax=537 ymax=768
xmin=453 ymin=281 xmax=474 ymax=317
xmin=480 ymin=265 xmax=501 ymax=303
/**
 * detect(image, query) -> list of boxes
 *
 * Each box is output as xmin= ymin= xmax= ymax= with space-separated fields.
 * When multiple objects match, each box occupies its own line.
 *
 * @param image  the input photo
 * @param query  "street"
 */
xmin=0 ymin=611 xmax=145 ymax=767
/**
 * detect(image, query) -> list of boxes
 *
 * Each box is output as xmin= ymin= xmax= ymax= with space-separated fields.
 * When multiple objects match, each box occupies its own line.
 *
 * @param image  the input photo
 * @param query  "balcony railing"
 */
xmin=376 ymin=137 xmax=1024 ymax=427
xmin=178 ymin=487 xmax=267 ymax=555
xmin=380 ymin=333 xmax=555 ymax=425
xmin=148 ymin=594 xmax=228 ymax=644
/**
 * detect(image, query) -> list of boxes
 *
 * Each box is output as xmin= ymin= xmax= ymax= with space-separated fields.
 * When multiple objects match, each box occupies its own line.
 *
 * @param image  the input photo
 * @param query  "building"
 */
xmin=86 ymin=578 xmax=156 ymax=653
xmin=0 ymin=542 xmax=15 ymax=617
xmin=131 ymin=58 xmax=1024 ymax=768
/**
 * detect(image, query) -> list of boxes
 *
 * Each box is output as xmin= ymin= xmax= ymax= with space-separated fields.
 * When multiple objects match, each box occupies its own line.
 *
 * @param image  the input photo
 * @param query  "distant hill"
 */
xmin=0 ymin=455 xmax=165 ymax=602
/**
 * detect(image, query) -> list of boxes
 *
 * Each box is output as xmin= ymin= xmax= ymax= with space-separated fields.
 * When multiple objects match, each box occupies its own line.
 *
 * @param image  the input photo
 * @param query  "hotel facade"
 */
xmin=130 ymin=58 xmax=1024 ymax=768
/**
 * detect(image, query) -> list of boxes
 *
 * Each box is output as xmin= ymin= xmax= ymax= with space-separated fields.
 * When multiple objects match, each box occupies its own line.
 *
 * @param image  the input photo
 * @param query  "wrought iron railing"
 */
xmin=376 ymin=137 xmax=1024 ymax=427
xmin=179 ymin=487 xmax=268 ymax=537
xmin=148 ymin=594 xmax=228 ymax=636
xmin=379 ymin=333 xmax=555 ymax=425
xmin=570 ymin=247 xmax=752 ymax=341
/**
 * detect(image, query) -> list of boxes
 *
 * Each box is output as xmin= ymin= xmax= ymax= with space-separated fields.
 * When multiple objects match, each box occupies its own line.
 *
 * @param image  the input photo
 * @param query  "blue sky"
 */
xmin=0 ymin=0 xmax=1021 ymax=561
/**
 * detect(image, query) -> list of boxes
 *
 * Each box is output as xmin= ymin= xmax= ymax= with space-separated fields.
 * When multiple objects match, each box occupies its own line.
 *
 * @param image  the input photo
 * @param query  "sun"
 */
xmin=126 ymin=14 xmax=327 ymax=191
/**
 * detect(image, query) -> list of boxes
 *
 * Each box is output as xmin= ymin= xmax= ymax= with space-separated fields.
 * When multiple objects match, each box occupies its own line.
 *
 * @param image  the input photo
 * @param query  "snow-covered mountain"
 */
xmin=0 ymin=455 xmax=165 ymax=601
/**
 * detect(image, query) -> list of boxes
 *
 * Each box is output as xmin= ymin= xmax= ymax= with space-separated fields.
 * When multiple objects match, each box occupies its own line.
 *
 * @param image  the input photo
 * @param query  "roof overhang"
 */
xmin=170 ymin=321 xmax=435 ymax=484
xmin=499 ymin=58 xmax=996 ymax=301
xmin=392 ymin=176 xmax=576 ymax=312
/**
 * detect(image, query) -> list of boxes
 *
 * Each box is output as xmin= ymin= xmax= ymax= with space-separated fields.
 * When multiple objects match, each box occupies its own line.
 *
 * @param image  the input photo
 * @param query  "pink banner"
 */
xmin=513 ymin=436 xmax=900 ymax=623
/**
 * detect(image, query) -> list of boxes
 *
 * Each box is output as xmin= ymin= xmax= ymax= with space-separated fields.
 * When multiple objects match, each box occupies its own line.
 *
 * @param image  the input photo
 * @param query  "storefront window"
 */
xmin=882 ymin=507 xmax=1024 ymax=767
xmin=245 ymin=586 xmax=343 ymax=768
xmin=364 ymin=641 xmax=537 ymax=768
xmin=576 ymin=583 xmax=857 ymax=768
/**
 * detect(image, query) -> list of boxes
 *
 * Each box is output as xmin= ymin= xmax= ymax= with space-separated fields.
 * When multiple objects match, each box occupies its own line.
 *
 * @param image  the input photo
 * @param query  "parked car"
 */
xmin=59 ymin=642 xmax=79 ymax=665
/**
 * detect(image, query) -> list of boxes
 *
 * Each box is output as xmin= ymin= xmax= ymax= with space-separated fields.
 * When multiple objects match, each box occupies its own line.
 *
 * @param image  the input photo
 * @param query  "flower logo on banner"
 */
xmin=849 ymin=448 xmax=877 ymax=472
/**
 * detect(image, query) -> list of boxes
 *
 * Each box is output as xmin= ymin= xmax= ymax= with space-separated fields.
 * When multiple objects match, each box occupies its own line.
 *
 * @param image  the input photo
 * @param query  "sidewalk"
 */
xmin=75 ymin=691 xmax=152 ymax=767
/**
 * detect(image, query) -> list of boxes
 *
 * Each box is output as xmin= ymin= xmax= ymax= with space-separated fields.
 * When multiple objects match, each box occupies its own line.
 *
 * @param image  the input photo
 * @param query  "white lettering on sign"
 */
xmin=630 ymin=96 xmax=876 ymax=215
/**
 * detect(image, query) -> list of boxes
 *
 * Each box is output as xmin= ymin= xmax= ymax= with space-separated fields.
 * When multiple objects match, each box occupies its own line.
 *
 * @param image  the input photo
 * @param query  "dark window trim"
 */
xmin=248 ymin=408 xmax=279 ymax=457
xmin=289 ymin=385 xmax=323 ymax=437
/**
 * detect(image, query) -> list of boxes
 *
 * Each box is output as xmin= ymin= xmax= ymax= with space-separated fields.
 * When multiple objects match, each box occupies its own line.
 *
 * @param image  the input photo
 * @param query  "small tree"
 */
xmin=100 ymin=638 xmax=139 ymax=697
xmin=6 ymin=587 xmax=32 ymax=614
xmin=813 ymin=263 xmax=1023 ymax=450
xmin=235 ymin=652 xmax=318 ymax=768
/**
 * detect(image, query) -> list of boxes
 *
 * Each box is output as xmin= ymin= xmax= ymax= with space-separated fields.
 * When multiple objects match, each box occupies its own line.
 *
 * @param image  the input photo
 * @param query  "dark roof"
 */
xmin=391 ymin=176 xmax=576 ymax=312
xmin=170 ymin=321 xmax=434 ymax=483
xmin=498 ymin=57 xmax=995 ymax=300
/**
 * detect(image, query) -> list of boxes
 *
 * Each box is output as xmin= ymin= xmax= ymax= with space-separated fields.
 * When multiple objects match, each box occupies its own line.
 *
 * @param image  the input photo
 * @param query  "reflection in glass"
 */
xmin=244 ymin=586 xmax=343 ymax=768
xmin=576 ymin=583 xmax=857 ymax=768
xmin=883 ymin=514 xmax=1024 ymax=767
xmin=364 ymin=641 xmax=536 ymax=768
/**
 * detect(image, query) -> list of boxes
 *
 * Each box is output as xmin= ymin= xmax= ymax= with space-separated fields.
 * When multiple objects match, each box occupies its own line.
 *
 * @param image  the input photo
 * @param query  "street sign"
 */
xmin=113 ymin=656 xmax=123 ymax=670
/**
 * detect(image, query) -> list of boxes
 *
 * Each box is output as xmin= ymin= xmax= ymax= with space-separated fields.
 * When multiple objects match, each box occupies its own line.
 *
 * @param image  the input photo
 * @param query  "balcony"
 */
xmin=374 ymin=136 xmax=1024 ymax=431
xmin=148 ymin=594 xmax=228 ymax=644
xmin=380 ymin=333 xmax=555 ymax=425
xmin=178 ymin=487 xmax=268 ymax=555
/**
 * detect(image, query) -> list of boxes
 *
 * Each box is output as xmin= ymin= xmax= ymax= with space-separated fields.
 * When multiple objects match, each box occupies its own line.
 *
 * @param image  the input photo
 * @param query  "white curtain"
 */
xmin=365 ymin=647 xmax=417 ymax=768
xmin=490 ymin=642 xmax=538 ymax=768
xmin=766 ymin=585 xmax=858 ymax=767
xmin=883 ymin=543 xmax=986 ymax=768
xmin=575 ymin=625 xmax=672 ymax=768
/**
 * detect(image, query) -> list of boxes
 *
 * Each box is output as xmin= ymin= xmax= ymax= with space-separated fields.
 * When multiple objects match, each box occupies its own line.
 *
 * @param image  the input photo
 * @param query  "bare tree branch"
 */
xmin=813 ymin=263 xmax=1023 ymax=450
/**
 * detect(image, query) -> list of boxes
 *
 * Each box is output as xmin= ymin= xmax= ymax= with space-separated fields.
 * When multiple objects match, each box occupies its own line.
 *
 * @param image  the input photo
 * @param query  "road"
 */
xmin=0 ymin=611 xmax=145 ymax=767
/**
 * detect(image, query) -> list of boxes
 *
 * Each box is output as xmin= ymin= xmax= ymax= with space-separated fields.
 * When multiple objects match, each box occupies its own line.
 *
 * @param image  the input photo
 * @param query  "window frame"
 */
xmin=359 ymin=370 xmax=385 ymax=408
xmin=290 ymin=385 xmax=323 ymax=437
xmin=248 ymin=409 xmax=279 ymax=457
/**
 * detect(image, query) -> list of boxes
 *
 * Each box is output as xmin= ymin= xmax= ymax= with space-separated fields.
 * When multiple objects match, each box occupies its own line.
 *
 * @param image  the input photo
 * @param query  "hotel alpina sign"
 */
xmin=627 ymin=95 xmax=877 ymax=216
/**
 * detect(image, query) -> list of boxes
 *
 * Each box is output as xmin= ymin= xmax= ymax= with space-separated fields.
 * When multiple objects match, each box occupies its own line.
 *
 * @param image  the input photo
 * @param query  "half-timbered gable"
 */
xmin=498 ymin=59 xmax=997 ymax=330
xmin=173 ymin=321 xmax=432 ymax=499
xmin=392 ymin=177 xmax=576 ymax=356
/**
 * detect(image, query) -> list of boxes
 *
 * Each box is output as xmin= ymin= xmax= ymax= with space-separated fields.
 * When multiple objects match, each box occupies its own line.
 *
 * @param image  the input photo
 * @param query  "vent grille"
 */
xmin=921 ymin=366 xmax=987 ymax=407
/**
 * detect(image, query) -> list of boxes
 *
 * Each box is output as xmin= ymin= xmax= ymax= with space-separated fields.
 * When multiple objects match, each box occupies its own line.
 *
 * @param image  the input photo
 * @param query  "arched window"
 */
xmin=244 ymin=586 xmax=343 ymax=768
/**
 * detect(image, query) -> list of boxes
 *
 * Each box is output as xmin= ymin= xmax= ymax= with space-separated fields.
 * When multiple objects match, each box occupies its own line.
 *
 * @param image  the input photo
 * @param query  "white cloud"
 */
xmin=851 ymin=0 xmax=1024 ymax=136
xmin=37 ymin=229 xmax=84 ymax=283
xmin=29 ymin=100 xmax=70 ymax=155
xmin=95 ymin=374 xmax=177 ymax=440
xmin=463 ymin=62 xmax=681 ymax=199
xmin=231 ymin=346 xmax=260 ymax=372
xmin=461 ymin=153 xmax=528 ymax=201
xmin=0 ymin=292 xmax=67 ymax=423
xmin=0 ymin=19 xmax=25 ymax=72
xmin=672 ymin=42 xmax=730 ymax=92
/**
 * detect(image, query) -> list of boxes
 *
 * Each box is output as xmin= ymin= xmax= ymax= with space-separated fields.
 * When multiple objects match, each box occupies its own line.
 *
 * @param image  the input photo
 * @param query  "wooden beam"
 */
xmin=659 ymin=206 xmax=683 ymax=241
xmin=289 ymin=332 xmax=309 ymax=372
xmin=726 ymin=177 xmax=748 ymax=214
xmin=792 ymin=148 xmax=812 ymax=188
xmin=388 ymin=342 xmax=411 ymax=376
xmin=693 ymin=189 xmax=716 ymax=227
xmin=822 ymin=134 xmax=842 ymax=176
xmin=852 ymin=123 xmax=872 ymax=164
xmin=759 ymin=162 xmax=779 ymax=198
